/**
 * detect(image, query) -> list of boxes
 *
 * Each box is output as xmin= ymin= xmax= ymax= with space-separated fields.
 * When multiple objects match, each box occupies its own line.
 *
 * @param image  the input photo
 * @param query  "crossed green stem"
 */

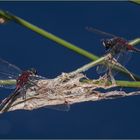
xmin=0 ymin=10 xmax=140 ymax=88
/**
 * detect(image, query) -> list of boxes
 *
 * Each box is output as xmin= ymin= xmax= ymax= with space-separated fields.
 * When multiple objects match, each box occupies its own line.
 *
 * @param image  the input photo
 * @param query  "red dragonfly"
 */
xmin=86 ymin=27 xmax=140 ymax=77
xmin=0 ymin=58 xmax=70 ymax=112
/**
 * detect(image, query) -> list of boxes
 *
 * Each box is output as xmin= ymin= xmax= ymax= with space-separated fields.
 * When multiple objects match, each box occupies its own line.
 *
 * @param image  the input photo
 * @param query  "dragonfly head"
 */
xmin=28 ymin=68 xmax=37 ymax=75
xmin=101 ymin=39 xmax=113 ymax=50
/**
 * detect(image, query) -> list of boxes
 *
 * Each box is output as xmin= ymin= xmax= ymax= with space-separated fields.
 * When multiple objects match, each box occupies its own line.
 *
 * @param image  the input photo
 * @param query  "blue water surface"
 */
xmin=0 ymin=1 xmax=140 ymax=138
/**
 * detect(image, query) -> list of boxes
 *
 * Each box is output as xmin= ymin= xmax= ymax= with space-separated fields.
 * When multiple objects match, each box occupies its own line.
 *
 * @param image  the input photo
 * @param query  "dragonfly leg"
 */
xmin=21 ymin=88 xmax=26 ymax=100
xmin=21 ymin=81 xmax=40 ymax=101
xmin=108 ymin=66 xmax=116 ymax=85
xmin=28 ymin=79 xmax=39 ymax=88
xmin=105 ymin=55 xmax=116 ymax=85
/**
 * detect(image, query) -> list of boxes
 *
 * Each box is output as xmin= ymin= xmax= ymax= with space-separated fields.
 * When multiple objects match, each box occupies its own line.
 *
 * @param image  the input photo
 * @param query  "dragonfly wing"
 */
xmin=115 ymin=50 xmax=132 ymax=66
xmin=96 ymin=64 xmax=108 ymax=74
xmin=0 ymin=58 xmax=22 ymax=89
xmin=0 ymin=58 xmax=22 ymax=80
xmin=0 ymin=84 xmax=16 ymax=89
xmin=29 ymin=75 xmax=46 ymax=81
xmin=86 ymin=27 xmax=117 ymax=38
xmin=111 ymin=49 xmax=132 ymax=76
xmin=44 ymin=103 xmax=70 ymax=112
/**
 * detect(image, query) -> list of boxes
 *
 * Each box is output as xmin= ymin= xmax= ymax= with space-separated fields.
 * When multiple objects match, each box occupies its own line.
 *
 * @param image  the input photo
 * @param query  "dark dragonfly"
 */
xmin=86 ymin=27 xmax=140 ymax=78
xmin=0 ymin=58 xmax=70 ymax=112
xmin=0 ymin=59 xmax=43 ymax=112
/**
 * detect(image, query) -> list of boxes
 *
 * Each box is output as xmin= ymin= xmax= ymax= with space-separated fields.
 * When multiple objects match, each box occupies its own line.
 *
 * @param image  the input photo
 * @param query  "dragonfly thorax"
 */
xmin=16 ymin=69 xmax=37 ymax=90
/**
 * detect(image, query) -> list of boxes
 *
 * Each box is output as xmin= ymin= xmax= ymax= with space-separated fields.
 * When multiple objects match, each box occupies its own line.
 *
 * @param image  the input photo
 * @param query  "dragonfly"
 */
xmin=86 ymin=26 xmax=140 ymax=80
xmin=0 ymin=58 xmax=70 ymax=112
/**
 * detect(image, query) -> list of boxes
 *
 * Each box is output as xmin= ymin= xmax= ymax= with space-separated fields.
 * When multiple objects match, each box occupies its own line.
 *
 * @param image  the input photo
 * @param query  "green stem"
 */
xmin=84 ymin=79 xmax=140 ymax=88
xmin=116 ymin=80 xmax=140 ymax=88
xmin=0 ymin=10 xmax=98 ymax=61
xmin=130 ymin=0 xmax=140 ymax=5
xmin=129 ymin=38 xmax=140 ymax=46
xmin=0 ymin=80 xmax=16 ymax=86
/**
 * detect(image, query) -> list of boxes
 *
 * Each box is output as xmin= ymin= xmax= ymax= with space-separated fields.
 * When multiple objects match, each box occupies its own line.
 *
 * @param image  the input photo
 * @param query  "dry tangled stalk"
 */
xmin=0 ymin=71 xmax=140 ymax=114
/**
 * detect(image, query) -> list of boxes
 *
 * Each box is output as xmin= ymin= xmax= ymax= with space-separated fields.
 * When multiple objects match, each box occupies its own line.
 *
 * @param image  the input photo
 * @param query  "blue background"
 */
xmin=0 ymin=1 xmax=140 ymax=138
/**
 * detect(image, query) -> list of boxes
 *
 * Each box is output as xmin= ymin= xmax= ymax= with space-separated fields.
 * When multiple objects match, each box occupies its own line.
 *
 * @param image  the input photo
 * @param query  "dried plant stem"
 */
xmin=1 ymin=72 xmax=140 ymax=114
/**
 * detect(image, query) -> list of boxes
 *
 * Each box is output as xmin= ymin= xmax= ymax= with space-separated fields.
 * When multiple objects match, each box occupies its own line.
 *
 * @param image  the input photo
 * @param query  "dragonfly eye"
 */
xmin=29 ymin=68 xmax=37 ymax=75
xmin=102 ymin=41 xmax=106 ymax=47
xmin=106 ymin=40 xmax=112 ymax=46
xmin=101 ymin=39 xmax=106 ymax=47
